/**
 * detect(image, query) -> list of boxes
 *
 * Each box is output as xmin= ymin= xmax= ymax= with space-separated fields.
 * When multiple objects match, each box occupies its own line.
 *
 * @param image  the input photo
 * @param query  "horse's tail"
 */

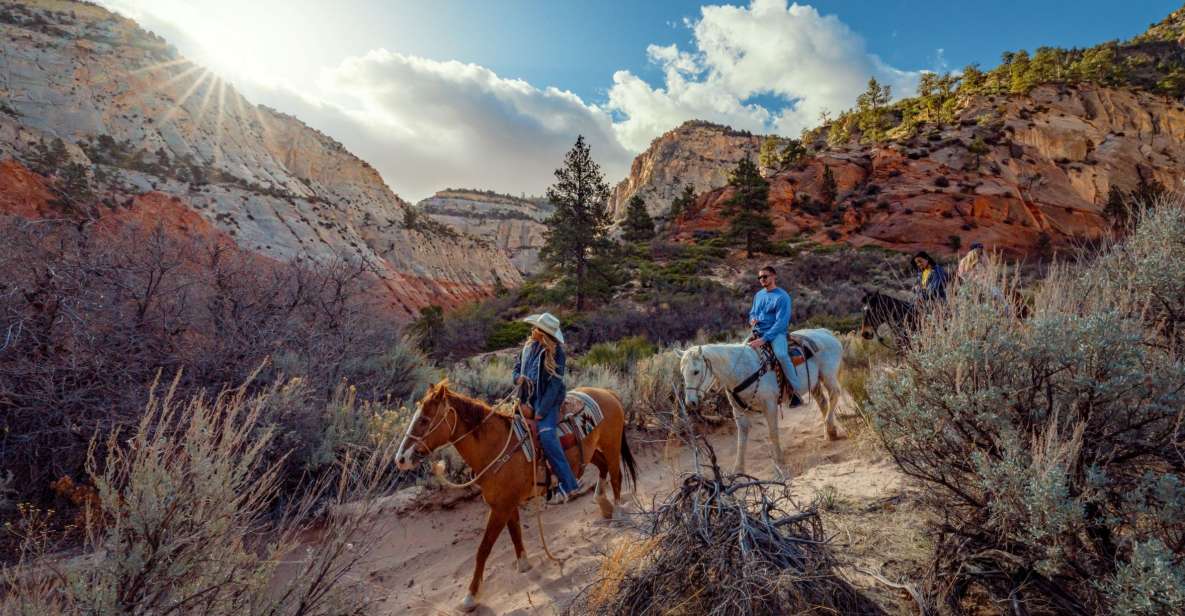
xmin=620 ymin=429 xmax=639 ymax=492
xmin=604 ymin=388 xmax=639 ymax=491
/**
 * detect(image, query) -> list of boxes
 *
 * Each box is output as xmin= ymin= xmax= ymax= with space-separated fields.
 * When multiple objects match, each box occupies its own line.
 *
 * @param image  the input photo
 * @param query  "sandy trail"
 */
xmin=351 ymin=403 xmax=907 ymax=615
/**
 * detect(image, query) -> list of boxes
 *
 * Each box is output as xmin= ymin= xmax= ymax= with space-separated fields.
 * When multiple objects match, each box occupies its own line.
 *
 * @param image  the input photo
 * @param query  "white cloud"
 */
xmin=206 ymin=51 xmax=634 ymax=202
xmin=608 ymin=0 xmax=919 ymax=150
xmin=99 ymin=0 xmax=920 ymax=200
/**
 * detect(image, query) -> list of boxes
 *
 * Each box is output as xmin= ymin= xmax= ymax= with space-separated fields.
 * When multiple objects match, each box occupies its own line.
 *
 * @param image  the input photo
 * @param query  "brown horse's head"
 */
xmin=395 ymin=380 xmax=457 ymax=471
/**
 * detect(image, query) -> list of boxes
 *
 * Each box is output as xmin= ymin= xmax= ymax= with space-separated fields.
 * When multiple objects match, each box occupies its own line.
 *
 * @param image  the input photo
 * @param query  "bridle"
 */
xmin=399 ymin=394 xmax=494 ymax=458
xmin=683 ymin=346 xmax=718 ymax=400
xmin=397 ymin=390 xmax=520 ymax=488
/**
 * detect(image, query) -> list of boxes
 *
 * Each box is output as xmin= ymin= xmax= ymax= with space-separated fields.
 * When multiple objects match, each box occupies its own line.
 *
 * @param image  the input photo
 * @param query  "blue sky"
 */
xmin=100 ymin=0 xmax=1179 ymax=200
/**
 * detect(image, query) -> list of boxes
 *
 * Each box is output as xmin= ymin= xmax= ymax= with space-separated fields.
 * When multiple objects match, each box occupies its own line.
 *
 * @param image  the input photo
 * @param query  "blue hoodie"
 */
xmin=749 ymin=287 xmax=792 ymax=340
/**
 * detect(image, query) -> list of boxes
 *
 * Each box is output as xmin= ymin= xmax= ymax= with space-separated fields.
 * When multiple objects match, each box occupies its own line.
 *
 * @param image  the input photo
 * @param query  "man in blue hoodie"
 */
xmin=748 ymin=265 xmax=803 ymax=407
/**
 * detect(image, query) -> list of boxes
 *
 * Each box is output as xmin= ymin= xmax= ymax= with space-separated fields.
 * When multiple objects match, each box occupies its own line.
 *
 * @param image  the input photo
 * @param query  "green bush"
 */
xmin=579 ymin=336 xmax=657 ymax=373
xmin=800 ymin=313 xmax=862 ymax=334
xmin=448 ymin=356 xmax=516 ymax=401
xmin=866 ymin=207 xmax=1185 ymax=613
xmin=485 ymin=320 xmax=533 ymax=351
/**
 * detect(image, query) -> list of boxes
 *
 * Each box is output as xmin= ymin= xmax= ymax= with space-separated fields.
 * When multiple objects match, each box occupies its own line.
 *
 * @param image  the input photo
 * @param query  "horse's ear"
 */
xmin=674 ymin=349 xmax=686 ymax=360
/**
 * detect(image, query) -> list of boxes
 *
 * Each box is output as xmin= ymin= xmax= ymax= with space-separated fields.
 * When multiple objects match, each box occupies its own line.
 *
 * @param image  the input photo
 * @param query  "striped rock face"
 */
xmin=0 ymin=0 xmax=521 ymax=319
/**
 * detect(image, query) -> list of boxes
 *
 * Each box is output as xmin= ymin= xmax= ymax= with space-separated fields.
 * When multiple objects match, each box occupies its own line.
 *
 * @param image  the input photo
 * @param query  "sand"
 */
xmin=342 ymin=403 xmax=911 ymax=615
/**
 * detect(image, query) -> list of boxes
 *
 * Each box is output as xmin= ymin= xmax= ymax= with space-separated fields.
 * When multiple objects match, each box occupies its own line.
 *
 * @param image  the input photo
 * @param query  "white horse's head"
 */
xmin=676 ymin=346 xmax=714 ymax=408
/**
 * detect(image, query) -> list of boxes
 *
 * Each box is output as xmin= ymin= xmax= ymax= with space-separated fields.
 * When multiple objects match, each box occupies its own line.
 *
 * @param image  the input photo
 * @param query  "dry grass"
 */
xmin=0 ymin=373 xmax=401 ymax=616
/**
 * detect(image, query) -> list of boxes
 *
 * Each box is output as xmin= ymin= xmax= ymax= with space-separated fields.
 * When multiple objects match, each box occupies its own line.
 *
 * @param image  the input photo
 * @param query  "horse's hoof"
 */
xmin=459 ymin=594 xmax=478 ymax=612
xmin=516 ymin=557 xmax=532 ymax=573
xmin=596 ymin=494 xmax=615 ymax=519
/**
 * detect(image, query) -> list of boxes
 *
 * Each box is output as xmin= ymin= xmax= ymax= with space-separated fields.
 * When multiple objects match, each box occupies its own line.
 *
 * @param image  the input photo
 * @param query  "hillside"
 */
xmin=0 ymin=0 xmax=521 ymax=317
xmin=613 ymin=11 xmax=1185 ymax=257
xmin=607 ymin=120 xmax=762 ymax=221
xmin=417 ymin=189 xmax=554 ymax=274
xmin=677 ymin=84 xmax=1183 ymax=255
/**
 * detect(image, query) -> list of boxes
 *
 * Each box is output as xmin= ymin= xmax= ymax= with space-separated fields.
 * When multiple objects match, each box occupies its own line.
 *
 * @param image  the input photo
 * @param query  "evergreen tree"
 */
xmin=779 ymin=138 xmax=807 ymax=166
xmin=622 ymin=195 xmax=656 ymax=242
xmin=961 ymin=63 xmax=986 ymax=91
xmin=967 ymin=136 xmax=989 ymax=169
xmin=541 ymin=135 xmax=613 ymax=311
xmin=758 ymin=136 xmax=783 ymax=173
xmin=408 ymin=305 xmax=444 ymax=357
xmin=669 ymin=184 xmax=695 ymax=221
xmin=59 ymin=162 xmax=93 ymax=203
xmin=1104 ymin=184 xmax=1130 ymax=231
xmin=722 ymin=158 xmax=771 ymax=258
xmin=855 ymin=77 xmax=893 ymax=140
xmin=820 ymin=165 xmax=838 ymax=208
xmin=1009 ymin=50 xmax=1035 ymax=94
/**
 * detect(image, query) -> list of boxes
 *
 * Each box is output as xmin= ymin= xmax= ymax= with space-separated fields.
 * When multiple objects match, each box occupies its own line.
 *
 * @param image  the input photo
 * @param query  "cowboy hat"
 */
xmin=523 ymin=312 xmax=564 ymax=344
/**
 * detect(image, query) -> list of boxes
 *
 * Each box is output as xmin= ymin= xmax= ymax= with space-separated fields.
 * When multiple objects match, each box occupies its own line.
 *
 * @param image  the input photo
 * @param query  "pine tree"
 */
xmin=541 ymin=135 xmax=613 ymax=311
xmin=855 ymin=77 xmax=893 ymax=140
xmin=820 ymin=165 xmax=838 ymax=208
xmin=669 ymin=184 xmax=695 ymax=221
xmin=1104 ymin=184 xmax=1130 ymax=231
xmin=722 ymin=158 xmax=771 ymax=258
xmin=622 ymin=195 xmax=656 ymax=242
xmin=967 ymin=136 xmax=989 ymax=169
xmin=779 ymin=138 xmax=807 ymax=166
xmin=758 ymin=136 xmax=783 ymax=174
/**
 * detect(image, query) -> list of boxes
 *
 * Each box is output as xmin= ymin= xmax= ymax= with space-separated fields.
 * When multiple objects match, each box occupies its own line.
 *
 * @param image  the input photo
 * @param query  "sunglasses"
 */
xmin=757 ymin=274 xmax=770 ymax=280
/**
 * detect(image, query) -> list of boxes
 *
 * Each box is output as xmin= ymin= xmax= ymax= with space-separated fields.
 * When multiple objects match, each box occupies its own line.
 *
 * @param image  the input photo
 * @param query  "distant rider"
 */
xmin=747 ymin=266 xmax=803 ymax=407
xmin=912 ymin=251 xmax=948 ymax=304
xmin=512 ymin=312 xmax=584 ymax=504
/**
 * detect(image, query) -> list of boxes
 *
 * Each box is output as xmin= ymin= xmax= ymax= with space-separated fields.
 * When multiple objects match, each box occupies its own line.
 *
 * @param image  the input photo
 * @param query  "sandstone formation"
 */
xmin=663 ymin=84 xmax=1185 ymax=256
xmin=0 ymin=0 xmax=521 ymax=318
xmin=417 ymin=189 xmax=553 ymax=274
xmin=608 ymin=120 xmax=762 ymax=222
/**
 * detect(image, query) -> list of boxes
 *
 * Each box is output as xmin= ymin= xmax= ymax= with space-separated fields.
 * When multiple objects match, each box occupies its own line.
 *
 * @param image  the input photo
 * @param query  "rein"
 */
xmin=403 ymin=393 xmax=521 ymax=489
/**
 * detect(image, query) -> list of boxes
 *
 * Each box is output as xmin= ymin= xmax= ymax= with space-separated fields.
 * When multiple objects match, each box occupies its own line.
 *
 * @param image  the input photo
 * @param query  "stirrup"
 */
xmin=788 ymin=391 xmax=803 ymax=407
xmin=547 ymin=482 xmax=585 ymax=505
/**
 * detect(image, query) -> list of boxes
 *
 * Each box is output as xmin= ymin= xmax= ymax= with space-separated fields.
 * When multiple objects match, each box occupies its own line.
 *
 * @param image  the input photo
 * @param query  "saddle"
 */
xmin=512 ymin=391 xmax=605 ymax=498
xmin=737 ymin=332 xmax=816 ymax=406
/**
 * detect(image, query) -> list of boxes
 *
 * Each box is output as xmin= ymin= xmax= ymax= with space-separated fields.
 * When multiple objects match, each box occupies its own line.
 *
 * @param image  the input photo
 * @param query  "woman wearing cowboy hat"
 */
xmin=512 ymin=312 xmax=584 ymax=503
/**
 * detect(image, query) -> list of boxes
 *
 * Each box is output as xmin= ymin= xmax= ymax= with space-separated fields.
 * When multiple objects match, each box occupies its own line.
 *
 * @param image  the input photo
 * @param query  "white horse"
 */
xmin=678 ymin=328 xmax=845 ymax=477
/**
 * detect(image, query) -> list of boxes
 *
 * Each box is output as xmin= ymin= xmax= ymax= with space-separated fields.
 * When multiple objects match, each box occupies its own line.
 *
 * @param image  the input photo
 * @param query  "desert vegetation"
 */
xmin=865 ymin=199 xmax=1185 ymax=613
xmin=0 ymin=217 xmax=433 ymax=529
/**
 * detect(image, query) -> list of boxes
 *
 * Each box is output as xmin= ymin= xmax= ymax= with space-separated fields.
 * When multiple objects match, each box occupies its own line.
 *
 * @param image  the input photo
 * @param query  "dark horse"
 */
xmin=859 ymin=291 xmax=917 ymax=345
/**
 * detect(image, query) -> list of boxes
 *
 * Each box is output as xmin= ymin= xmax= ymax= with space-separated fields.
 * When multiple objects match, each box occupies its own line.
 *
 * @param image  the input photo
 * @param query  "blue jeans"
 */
xmin=770 ymin=335 xmax=804 ymax=396
xmin=537 ymin=409 xmax=580 ymax=493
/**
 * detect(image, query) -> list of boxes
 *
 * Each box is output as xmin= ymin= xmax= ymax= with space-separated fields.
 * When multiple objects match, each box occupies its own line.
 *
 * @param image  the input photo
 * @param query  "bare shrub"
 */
xmin=0 ymin=217 xmax=427 ymax=519
xmin=0 ymin=376 xmax=398 ymax=615
xmin=866 ymin=206 xmax=1185 ymax=613
xmin=570 ymin=363 xmax=633 ymax=409
xmin=627 ymin=350 xmax=681 ymax=426
xmin=572 ymin=439 xmax=883 ymax=615
xmin=447 ymin=355 xmax=516 ymax=400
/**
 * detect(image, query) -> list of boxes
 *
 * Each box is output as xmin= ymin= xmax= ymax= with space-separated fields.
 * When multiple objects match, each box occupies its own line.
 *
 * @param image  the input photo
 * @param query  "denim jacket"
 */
xmin=915 ymin=263 xmax=948 ymax=302
xmin=512 ymin=340 xmax=566 ymax=422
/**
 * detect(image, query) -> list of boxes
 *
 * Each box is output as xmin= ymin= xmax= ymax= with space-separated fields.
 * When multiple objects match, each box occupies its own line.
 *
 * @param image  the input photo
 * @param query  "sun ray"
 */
xmin=160 ymin=69 xmax=212 ymax=125
xmin=213 ymin=78 xmax=227 ymax=166
xmin=153 ymin=64 xmax=205 ymax=96
xmin=126 ymin=58 xmax=192 ymax=76
xmin=191 ymin=72 xmax=219 ymax=133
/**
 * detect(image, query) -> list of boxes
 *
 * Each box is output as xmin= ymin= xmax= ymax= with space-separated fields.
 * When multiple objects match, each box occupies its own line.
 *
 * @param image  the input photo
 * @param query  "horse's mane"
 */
xmin=442 ymin=388 xmax=506 ymax=433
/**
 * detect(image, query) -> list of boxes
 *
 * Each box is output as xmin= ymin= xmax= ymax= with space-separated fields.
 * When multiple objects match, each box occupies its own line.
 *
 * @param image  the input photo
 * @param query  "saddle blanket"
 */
xmin=511 ymin=390 xmax=604 ymax=463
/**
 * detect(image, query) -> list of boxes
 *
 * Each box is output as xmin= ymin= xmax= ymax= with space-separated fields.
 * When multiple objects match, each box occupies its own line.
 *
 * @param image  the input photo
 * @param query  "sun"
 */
xmin=100 ymin=0 xmax=304 ymax=88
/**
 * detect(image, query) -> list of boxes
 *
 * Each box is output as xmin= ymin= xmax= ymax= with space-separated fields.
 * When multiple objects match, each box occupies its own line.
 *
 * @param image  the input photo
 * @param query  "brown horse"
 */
xmin=394 ymin=380 xmax=638 ymax=612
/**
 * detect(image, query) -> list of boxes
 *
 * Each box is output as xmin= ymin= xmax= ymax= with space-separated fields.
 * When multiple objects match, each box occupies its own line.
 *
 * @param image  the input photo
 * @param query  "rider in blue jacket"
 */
xmin=747 ymin=265 xmax=803 ymax=407
xmin=513 ymin=312 xmax=583 ymax=503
